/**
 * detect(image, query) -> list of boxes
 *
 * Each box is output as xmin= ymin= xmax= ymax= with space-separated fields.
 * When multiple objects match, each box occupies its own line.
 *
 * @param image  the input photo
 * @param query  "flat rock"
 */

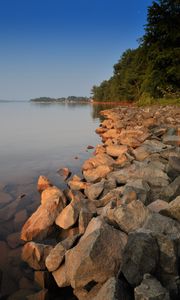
xmin=65 ymin=217 xmax=127 ymax=288
xmin=82 ymin=153 xmax=115 ymax=171
xmin=134 ymin=274 xmax=170 ymax=300
xmin=106 ymin=145 xmax=128 ymax=157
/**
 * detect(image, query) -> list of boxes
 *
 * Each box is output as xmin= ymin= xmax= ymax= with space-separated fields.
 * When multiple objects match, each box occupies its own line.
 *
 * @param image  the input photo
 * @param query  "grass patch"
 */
xmin=137 ymin=93 xmax=180 ymax=106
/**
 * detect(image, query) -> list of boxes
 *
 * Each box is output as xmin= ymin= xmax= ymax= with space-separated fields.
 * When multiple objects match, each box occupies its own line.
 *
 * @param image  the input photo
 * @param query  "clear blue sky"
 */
xmin=0 ymin=0 xmax=153 ymax=100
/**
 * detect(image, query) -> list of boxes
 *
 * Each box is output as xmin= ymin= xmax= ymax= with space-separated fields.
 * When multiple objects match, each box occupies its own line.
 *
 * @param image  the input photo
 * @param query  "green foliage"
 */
xmin=92 ymin=0 xmax=180 ymax=103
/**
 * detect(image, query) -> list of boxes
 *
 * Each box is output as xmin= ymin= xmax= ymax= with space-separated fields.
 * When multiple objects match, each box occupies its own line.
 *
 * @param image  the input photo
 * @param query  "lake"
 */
xmin=0 ymin=101 xmax=112 ymax=298
xmin=0 ymin=101 xmax=101 ymax=185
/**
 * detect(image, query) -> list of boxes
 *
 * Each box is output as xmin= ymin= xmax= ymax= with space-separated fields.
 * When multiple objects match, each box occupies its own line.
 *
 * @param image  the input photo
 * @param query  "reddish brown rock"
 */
xmin=57 ymin=167 xmax=71 ymax=180
xmin=83 ymin=165 xmax=113 ymax=183
xmin=37 ymin=175 xmax=52 ymax=192
xmin=21 ymin=191 xmax=66 ymax=241
xmin=106 ymin=144 xmax=128 ymax=157
xmin=82 ymin=153 xmax=115 ymax=171
xmin=22 ymin=242 xmax=53 ymax=270
xmin=52 ymin=264 xmax=70 ymax=287
xmin=41 ymin=186 xmax=66 ymax=206
xmin=45 ymin=235 xmax=79 ymax=272
xmin=55 ymin=202 xmax=79 ymax=230
xmin=68 ymin=176 xmax=89 ymax=191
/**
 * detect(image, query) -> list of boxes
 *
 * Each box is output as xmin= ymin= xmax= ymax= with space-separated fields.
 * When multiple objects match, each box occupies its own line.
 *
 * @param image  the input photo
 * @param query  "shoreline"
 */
xmin=10 ymin=105 xmax=180 ymax=299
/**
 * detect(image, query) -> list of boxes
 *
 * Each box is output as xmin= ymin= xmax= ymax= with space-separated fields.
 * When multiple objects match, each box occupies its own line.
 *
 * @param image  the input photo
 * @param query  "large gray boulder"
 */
xmin=65 ymin=217 xmax=127 ymax=289
xmin=121 ymin=229 xmax=159 ymax=286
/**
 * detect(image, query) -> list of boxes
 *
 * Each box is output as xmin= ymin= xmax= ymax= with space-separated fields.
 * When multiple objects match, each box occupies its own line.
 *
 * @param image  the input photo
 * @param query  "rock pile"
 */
xmin=21 ymin=105 xmax=180 ymax=299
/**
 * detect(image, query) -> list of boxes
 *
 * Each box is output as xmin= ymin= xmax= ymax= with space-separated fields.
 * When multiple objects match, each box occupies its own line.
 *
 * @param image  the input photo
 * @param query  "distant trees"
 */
xmin=92 ymin=0 xmax=180 ymax=102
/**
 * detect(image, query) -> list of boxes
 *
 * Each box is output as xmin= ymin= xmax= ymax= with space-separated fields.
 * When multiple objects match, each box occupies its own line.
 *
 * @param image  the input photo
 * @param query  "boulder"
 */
xmin=21 ymin=193 xmax=65 ymax=241
xmin=79 ymin=208 xmax=94 ymax=234
xmin=117 ymin=129 xmax=150 ymax=148
xmin=83 ymin=165 xmax=113 ymax=183
xmin=84 ymin=180 xmax=105 ymax=200
xmin=93 ymin=277 xmax=121 ymax=300
xmin=65 ymin=217 xmax=127 ymax=288
xmin=134 ymin=274 xmax=170 ymax=300
xmin=160 ymin=175 xmax=180 ymax=201
xmin=101 ymin=128 xmax=120 ymax=140
xmin=106 ymin=145 xmax=128 ymax=157
xmin=82 ymin=153 xmax=115 ymax=171
xmin=167 ymin=156 xmax=180 ymax=179
xmin=123 ymin=179 xmax=150 ymax=205
xmin=147 ymin=200 xmax=169 ymax=213
xmin=57 ymin=167 xmax=71 ymax=180
xmin=143 ymin=213 xmax=180 ymax=238
xmin=22 ymin=242 xmax=53 ymax=270
xmin=41 ymin=186 xmax=66 ymax=206
xmin=55 ymin=202 xmax=79 ymax=230
xmin=68 ymin=176 xmax=89 ymax=191
xmin=108 ymin=163 xmax=169 ymax=187
xmin=37 ymin=175 xmax=52 ymax=192
xmin=45 ymin=235 xmax=79 ymax=272
xmin=105 ymin=200 xmax=150 ymax=234
xmin=52 ymin=263 xmax=70 ymax=287
xmin=121 ymin=230 xmax=159 ymax=286
xmin=160 ymin=196 xmax=180 ymax=221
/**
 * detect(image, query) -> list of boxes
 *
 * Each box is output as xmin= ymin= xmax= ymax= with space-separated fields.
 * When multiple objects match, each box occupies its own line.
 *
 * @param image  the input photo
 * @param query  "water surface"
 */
xmin=0 ymin=102 xmax=100 ymax=184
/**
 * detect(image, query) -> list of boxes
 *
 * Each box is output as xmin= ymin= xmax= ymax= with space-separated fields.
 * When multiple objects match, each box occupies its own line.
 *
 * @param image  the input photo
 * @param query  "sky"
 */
xmin=0 ymin=0 xmax=153 ymax=100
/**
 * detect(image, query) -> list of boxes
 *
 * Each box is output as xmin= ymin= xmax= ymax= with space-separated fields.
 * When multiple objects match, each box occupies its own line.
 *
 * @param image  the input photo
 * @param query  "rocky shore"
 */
xmin=13 ymin=105 xmax=180 ymax=299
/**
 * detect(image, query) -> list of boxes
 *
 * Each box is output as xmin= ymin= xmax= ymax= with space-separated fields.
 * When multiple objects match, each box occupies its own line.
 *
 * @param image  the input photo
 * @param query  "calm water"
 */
xmin=0 ymin=101 xmax=115 ymax=298
xmin=0 ymin=102 xmax=100 ymax=185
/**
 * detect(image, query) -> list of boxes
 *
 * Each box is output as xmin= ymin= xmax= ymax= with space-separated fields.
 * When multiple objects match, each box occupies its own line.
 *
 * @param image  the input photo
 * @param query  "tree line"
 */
xmin=91 ymin=0 xmax=180 ymax=103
